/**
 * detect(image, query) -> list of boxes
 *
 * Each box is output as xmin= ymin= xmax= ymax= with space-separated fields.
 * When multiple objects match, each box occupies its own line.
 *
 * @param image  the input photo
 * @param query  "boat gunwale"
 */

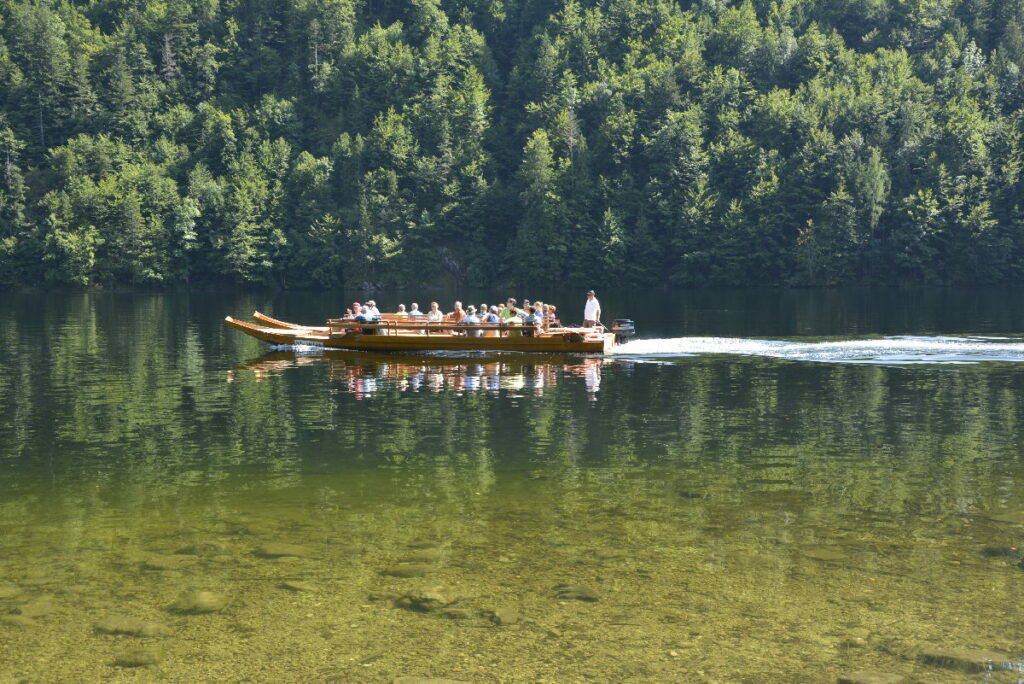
xmin=224 ymin=315 xmax=612 ymax=353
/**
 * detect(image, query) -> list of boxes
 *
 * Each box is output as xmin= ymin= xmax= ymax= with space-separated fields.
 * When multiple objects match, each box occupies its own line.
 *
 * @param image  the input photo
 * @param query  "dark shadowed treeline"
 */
xmin=1 ymin=0 xmax=1023 ymax=288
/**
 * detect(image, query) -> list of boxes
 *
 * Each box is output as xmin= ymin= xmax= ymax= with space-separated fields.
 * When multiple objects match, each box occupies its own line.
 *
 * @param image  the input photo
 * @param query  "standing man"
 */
xmin=583 ymin=290 xmax=601 ymax=328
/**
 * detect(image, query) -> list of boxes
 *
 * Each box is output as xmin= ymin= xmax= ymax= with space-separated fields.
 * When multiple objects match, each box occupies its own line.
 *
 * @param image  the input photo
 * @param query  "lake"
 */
xmin=1 ymin=288 xmax=1023 ymax=682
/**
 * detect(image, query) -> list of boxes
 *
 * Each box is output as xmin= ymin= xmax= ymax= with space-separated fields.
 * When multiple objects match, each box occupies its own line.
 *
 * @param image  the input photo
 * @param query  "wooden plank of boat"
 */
xmin=224 ymin=315 xmax=613 ymax=353
xmin=252 ymin=310 xmax=326 ymax=331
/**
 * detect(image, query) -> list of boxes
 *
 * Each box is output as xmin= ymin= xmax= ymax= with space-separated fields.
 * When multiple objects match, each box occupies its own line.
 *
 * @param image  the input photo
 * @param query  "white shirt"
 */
xmin=367 ymin=305 xmax=381 ymax=316
xmin=427 ymin=310 xmax=443 ymax=322
xmin=584 ymin=297 xmax=601 ymax=321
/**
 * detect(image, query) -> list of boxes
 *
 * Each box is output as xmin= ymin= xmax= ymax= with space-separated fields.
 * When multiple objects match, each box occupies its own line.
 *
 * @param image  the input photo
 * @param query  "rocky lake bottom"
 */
xmin=2 ymin=471 xmax=1023 ymax=683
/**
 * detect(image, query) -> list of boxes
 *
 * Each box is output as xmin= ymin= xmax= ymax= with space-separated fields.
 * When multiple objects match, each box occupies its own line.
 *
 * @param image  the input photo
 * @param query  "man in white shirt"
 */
xmin=583 ymin=290 xmax=601 ymax=327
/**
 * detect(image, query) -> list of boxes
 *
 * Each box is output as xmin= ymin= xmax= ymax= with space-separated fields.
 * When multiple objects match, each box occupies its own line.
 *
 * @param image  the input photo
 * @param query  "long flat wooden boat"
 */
xmin=224 ymin=314 xmax=615 ymax=353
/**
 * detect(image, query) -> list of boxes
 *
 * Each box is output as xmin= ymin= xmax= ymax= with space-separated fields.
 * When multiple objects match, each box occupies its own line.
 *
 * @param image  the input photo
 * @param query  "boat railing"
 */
xmin=326 ymin=319 xmax=557 ymax=337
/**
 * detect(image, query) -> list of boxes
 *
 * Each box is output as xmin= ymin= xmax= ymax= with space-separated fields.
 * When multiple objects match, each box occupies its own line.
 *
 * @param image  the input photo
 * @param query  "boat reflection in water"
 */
xmin=229 ymin=349 xmax=608 ymax=400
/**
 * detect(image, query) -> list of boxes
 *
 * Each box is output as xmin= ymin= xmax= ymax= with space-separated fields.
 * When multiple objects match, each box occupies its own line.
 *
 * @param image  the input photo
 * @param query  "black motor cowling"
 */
xmin=611 ymin=319 xmax=635 ymax=344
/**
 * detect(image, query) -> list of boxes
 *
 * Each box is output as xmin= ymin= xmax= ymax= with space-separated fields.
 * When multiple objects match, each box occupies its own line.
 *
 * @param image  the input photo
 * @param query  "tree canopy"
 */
xmin=1 ymin=0 xmax=1023 ymax=288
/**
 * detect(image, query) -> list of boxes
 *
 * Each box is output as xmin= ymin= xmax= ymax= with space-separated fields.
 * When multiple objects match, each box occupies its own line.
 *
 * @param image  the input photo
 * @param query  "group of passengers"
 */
xmin=343 ymin=298 xmax=561 ymax=336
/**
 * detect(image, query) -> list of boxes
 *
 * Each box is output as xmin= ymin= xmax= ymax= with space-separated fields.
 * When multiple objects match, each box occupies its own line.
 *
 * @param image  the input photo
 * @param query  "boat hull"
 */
xmin=224 ymin=316 xmax=614 ymax=353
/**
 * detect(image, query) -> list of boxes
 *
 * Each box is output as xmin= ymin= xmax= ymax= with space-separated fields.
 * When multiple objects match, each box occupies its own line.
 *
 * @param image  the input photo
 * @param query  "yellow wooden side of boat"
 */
xmin=252 ymin=310 xmax=326 ymax=331
xmin=224 ymin=315 xmax=614 ymax=353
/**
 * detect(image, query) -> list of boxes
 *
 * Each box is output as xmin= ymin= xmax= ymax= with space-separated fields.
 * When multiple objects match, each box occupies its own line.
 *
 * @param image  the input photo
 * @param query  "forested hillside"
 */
xmin=1 ymin=0 xmax=1023 ymax=288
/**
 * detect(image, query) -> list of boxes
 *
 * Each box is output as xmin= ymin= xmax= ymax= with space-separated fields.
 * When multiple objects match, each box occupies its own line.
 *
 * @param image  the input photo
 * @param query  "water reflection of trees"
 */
xmin=1 ymin=293 xmax=1023 ymax=525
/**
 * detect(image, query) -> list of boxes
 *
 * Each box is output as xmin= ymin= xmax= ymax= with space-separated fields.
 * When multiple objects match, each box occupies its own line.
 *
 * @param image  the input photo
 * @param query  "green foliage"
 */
xmin=1 ymin=0 xmax=1024 ymax=287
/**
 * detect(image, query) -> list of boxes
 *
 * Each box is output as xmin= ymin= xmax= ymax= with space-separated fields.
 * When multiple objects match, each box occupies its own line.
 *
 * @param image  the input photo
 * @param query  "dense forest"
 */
xmin=0 ymin=0 xmax=1023 ymax=288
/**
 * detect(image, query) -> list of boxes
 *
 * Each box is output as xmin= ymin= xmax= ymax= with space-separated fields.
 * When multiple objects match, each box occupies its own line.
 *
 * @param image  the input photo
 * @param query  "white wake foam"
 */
xmin=611 ymin=335 xmax=1024 ymax=365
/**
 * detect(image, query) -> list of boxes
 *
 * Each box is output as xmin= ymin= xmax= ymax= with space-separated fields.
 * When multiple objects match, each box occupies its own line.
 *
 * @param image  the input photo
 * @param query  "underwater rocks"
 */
xmin=400 ymin=547 xmax=444 ymax=563
xmin=917 ymin=646 xmax=1017 ymax=673
xmin=95 ymin=616 xmax=172 ymax=637
xmin=836 ymin=672 xmax=907 ymax=684
xmin=139 ymin=555 xmax=196 ymax=571
xmin=14 ymin=596 xmax=59 ymax=618
xmin=553 ymin=584 xmax=600 ymax=602
xmin=989 ymin=511 xmax=1024 ymax=524
xmin=279 ymin=580 xmax=317 ymax=593
xmin=381 ymin=542 xmax=447 ymax=577
xmin=0 ymin=585 xmax=23 ymax=600
xmin=486 ymin=606 xmax=519 ymax=626
xmin=381 ymin=564 xmax=435 ymax=578
xmin=802 ymin=547 xmax=849 ymax=562
xmin=112 ymin=647 xmax=161 ymax=667
xmin=168 ymin=590 xmax=230 ymax=614
xmin=255 ymin=543 xmax=314 ymax=558
xmin=176 ymin=541 xmax=227 ymax=557
xmin=395 ymin=586 xmax=459 ymax=613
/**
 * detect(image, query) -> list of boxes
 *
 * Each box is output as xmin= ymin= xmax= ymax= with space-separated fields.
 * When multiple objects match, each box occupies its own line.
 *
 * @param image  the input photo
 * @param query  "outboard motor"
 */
xmin=611 ymin=319 xmax=636 ymax=344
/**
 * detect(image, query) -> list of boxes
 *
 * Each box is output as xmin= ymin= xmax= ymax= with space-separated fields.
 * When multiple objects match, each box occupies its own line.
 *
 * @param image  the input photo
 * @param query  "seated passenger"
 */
xmin=408 ymin=303 xmax=424 ymax=318
xmin=426 ymin=301 xmax=444 ymax=322
xmin=353 ymin=306 xmax=377 ymax=334
xmin=547 ymin=304 xmax=559 ymax=326
xmin=448 ymin=301 xmax=466 ymax=323
xmin=481 ymin=306 xmax=501 ymax=336
xmin=396 ymin=303 xmax=408 ymax=318
xmin=523 ymin=306 xmax=541 ymax=337
xmin=366 ymin=300 xmax=381 ymax=317
xmin=501 ymin=298 xmax=518 ymax=320
xmin=461 ymin=306 xmax=482 ymax=337
xmin=347 ymin=302 xmax=361 ymax=320
xmin=481 ymin=306 xmax=500 ymax=324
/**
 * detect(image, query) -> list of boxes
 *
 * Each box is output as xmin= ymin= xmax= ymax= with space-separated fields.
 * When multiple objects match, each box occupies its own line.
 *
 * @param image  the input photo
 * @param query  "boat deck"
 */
xmin=224 ymin=313 xmax=614 ymax=353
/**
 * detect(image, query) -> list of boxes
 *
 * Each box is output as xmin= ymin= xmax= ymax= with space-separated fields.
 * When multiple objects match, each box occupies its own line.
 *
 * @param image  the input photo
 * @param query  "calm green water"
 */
xmin=2 ymin=290 xmax=1024 ymax=683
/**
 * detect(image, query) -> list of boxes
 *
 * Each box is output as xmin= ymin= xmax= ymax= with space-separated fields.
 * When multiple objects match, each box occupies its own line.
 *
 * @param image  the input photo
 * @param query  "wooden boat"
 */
xmin=224 ymin=312 xmax=615 ymax=353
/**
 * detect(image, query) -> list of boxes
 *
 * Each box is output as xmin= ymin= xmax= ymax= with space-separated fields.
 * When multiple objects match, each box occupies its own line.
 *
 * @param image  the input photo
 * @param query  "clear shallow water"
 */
xmin=2 ymin=290 xmax=1024 ymax=682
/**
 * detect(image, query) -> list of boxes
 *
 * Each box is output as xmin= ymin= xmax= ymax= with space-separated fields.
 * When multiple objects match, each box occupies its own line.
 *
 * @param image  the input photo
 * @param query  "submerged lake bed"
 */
xmin=2 ymin=289 xmax=1024 ymax=682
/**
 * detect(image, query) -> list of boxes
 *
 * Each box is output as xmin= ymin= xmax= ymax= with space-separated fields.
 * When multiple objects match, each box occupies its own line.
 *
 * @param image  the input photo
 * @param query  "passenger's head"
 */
xmin=430 ymin=301 xmax=439 ymax=310
xmin=398 ymin=303 xmax=406 ymax=312
xmin=454 ymin=301 xmax=462 ymax=310
xmin=586 ymin=290 xmax=596 ymax=299
xmin=490 ymin=305 xmax=500 ymax=315
xmin=480 ymin=303 xmax=487 ymax=314
xmin=352 ymin=301 xmax=360 ymax=312
xmin=507 ymin=298 xmax=517 ymax=307
xmin=411 ymin=302 xmax=420 ymax=311
xmin=367 ymin=300 xmax=376 ymax=308
xmin=466 ymin=305 xmax=476 ymax=315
